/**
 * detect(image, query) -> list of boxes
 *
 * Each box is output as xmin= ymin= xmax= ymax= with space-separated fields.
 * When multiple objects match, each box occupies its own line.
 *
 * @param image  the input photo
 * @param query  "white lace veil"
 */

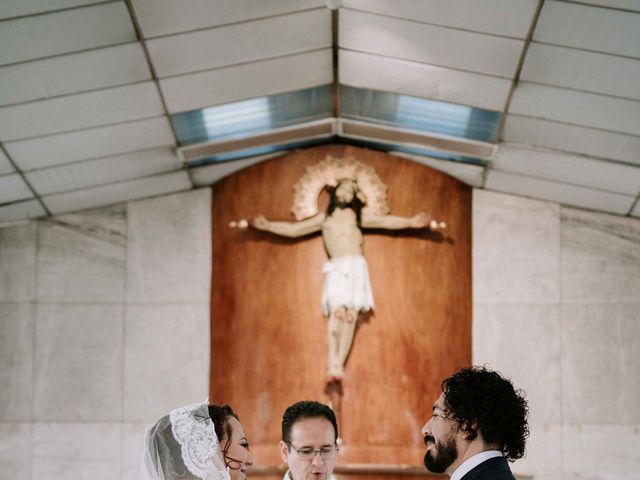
xmin=141 ymin=403 xmax=231 ymax=480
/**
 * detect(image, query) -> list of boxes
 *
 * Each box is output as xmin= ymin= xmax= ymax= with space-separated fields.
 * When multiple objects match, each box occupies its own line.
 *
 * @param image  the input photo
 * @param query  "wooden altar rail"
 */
xmin=248 ymin=464 xmax=441 ymax=476
xmin=247 ymin=464 xmax=532 ymax=480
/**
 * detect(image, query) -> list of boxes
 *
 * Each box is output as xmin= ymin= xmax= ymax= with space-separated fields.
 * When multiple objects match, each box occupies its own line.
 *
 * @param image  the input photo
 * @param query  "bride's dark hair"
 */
xmin=208 ymin=404 xmax=239 ymax=465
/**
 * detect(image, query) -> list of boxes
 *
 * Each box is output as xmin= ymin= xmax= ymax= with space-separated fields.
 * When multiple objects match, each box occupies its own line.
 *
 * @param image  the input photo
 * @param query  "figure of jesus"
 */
xmin=252 ymin=178 xmax=442 ymax=382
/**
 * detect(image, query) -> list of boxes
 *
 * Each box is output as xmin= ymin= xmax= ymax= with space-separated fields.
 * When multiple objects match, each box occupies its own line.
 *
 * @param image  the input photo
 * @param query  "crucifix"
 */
xmin=237 ymin=156 xmax=445 ymax=390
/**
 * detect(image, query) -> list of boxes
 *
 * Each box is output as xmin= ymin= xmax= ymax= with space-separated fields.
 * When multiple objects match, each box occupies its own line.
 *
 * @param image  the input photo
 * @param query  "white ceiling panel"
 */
xmin=0 ymin=0 xmax=107 ymax=20
xmin=0 ymin=82 xmax=165 ymax=141
xmin=574 ymin=0 xmax=640 ymax=11
xmin=147 ymin=9 xmax=331 ymax=78
xmin=25 ymin=147 xmax=180 ymax=195
xmin=131 ymin=0 xmax=324 ymax=38
xmin=494 ymin=144 xmax=640 ymax=195
xmin=0 ymin=2 xmax=136 ymax=66
xmin=485 ymin=170 xmax=636 ymax=214
xmin=160 ymin=49 xmax=332 ymax=113
xmin=0 ymin=199 xmax=46 ymax=224
xmin=190 ymin=153 xmax=282 ymax=187
xmin=5 ymin=117 xmax=175 ymax=171
xmin=509 ymin=83 xmax=640 ymax=136
xmin=522 ymin=43 xmax=640 ymax=100
xmin=42 ymin=170 xmax=192 ymax=214
xmin=534 ymin=1 xmax=640 ymax=58
xmin=390 ymin=152 xmax=485 ymax=187
xmin=0 ymin=148 xmax=14 ymax=174
xmin=340 ymin=50 xmax=511 ymax=111
xmin=0 ymin=1 xmax=637 ymax=221
xmin=342 ymin=0 xmax=538 ymax=38
xmin=0 ymin=174 xmax=33 ymax=204
xmin=631 ymin=199 xmax=640 ymax=217
xmin=0 ymin=43 xmax=151 ymax=106
xmin=502 ymin=115 xmax=640 ymax=165
xmin=339 ymin=9 xmax=524 ymax=78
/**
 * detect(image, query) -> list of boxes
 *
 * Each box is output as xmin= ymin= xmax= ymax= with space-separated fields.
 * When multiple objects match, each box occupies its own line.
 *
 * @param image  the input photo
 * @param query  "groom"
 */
xmin=421 ymin=366 xmax=529 ymax=480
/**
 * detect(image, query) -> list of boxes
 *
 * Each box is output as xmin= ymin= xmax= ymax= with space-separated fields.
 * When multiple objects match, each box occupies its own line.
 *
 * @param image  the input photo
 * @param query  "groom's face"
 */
xmin=422 ymin=394 xmax=460 ymax=474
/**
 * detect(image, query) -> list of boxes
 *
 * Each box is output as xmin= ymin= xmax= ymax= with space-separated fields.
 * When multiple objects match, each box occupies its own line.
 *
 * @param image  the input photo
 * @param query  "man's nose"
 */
xmin=311 ymin=451 xmax=324 ymax=466
xmin=421 ymin=419 xmax=431 ymax=436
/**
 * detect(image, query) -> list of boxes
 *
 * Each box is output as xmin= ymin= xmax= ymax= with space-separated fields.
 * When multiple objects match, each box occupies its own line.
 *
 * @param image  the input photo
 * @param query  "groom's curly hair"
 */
xmin=441 ymin=366 xmax=529 ymax=461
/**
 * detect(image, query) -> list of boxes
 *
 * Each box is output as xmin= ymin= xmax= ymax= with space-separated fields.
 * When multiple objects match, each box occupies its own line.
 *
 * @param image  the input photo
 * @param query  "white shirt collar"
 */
xmin=450 ymin=450 xmax=502 ymax=480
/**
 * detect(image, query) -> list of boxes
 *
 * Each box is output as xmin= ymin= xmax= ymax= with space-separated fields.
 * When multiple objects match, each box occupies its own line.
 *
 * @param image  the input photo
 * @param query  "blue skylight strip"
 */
xmin=171 ymin=85 xmax=333 ymax=145
xmin=187 ymin=138 xmax=333 ymax=166
xmin=340 ymin=86 xmax=501 ymax=143
xmin=340 ymin=138 xmax=487 ymax=166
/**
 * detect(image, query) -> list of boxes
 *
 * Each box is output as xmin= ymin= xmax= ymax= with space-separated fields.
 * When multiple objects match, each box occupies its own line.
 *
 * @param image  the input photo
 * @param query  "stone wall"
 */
xmin=0 ymin=189 xmax=212 ymax=480
xmin=473 ymin=189 xmax=640 ymax=480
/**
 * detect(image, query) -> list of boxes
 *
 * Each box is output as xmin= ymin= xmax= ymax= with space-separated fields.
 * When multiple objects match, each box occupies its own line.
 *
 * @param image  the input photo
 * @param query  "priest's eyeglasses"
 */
xmin=286 ymin=442 xmax=339 ymax=460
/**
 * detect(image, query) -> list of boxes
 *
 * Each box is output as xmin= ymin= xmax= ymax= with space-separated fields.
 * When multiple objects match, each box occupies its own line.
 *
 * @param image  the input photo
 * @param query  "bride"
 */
xmin=142 ymin=403 xmax=254 ymax=480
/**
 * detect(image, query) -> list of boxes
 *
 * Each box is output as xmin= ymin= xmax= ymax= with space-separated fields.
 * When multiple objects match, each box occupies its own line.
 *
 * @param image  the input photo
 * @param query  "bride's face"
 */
xmin=223 ymin=417 xmax=254 ymax=480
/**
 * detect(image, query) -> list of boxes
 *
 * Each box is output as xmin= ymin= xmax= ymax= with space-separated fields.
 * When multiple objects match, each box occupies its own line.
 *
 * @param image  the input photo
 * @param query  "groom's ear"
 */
xmin=461 ymin=420 xmax=479 ymax=440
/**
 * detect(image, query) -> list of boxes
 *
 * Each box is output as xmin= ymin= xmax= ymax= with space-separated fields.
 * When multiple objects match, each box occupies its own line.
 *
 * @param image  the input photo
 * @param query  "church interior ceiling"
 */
xmin=0 ymin=0 xmax=639 ymax=223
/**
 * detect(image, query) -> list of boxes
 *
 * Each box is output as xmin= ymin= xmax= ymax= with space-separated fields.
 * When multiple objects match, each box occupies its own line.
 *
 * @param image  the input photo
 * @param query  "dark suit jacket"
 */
xmin=460 ymin=456 xmax=516 ymax=480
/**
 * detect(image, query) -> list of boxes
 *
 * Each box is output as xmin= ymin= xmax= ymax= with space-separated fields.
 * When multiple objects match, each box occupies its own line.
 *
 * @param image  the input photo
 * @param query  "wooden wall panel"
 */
xmin=210 ymin=145 xmax=471 ymax=471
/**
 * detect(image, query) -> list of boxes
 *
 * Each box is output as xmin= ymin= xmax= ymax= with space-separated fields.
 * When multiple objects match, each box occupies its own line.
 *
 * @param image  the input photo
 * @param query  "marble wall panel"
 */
xmin=473 ymin=304 xmax=562 ymax=425
xmin=124 ymin=303 xmax=210 ymax=422
xmin=473 ymin=190 xmax=560 ymax=304
xmin=33 ymin=303 xmax=123 ymax=421
xmin=561 ymin=207 xmax=640 ymax=304
xmin=32 ymin=422 xmax=122 ymax=480
xmin=127 ymin=189 xmax=211 ymax=304
xmin=0 ymin=223 xmax=36 ymax=302
xmin=123 ymin=422 xmax=150 ymax=480
xmin=561 ymin=304 xmax=640 ymax=425
xmin=0 ymin=422 xmax=31 ymax=480
xmin=512 ymin=424 xmax=562 ymax=480
xmin=0 ymin=303 xmax=33 ymax=421
xmin=36 ymin=206 xmax=126 ymax=302
xmin=562 ymin=424 xmax=640 ymax=480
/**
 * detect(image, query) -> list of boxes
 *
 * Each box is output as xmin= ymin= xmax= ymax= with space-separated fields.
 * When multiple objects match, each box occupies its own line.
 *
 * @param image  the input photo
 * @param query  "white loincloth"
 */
xmin=321 ymin=255 xmax=374 ymax=315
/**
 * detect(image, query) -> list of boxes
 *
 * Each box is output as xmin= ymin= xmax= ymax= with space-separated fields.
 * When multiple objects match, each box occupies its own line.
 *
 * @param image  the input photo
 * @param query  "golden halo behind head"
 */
xmin=292 ymin=155 xmax=389 ymax=220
